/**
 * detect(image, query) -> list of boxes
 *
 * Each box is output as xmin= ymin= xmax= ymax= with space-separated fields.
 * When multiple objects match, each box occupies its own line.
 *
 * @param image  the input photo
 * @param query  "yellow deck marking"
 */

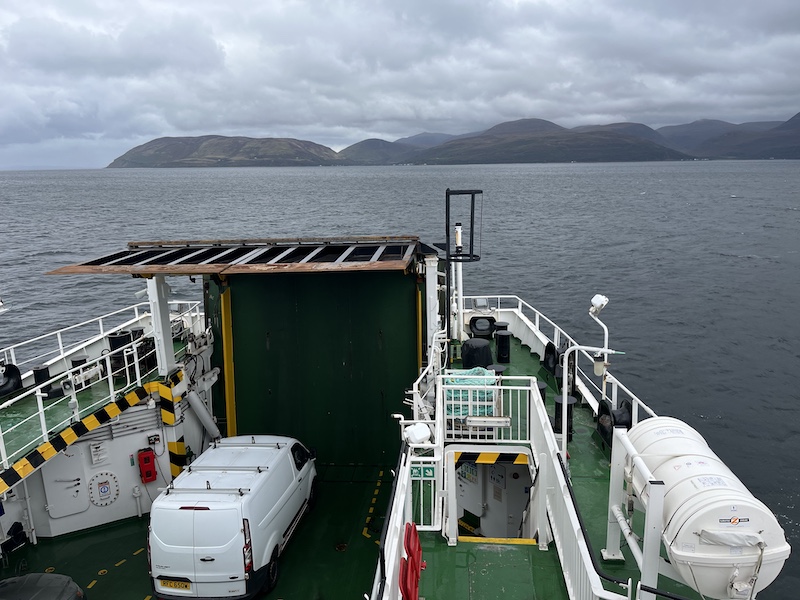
xmin=115 ymin=559 xmax=126 ymax=567
xmin=87 ymin=580 xmax=97 ymax=588
xmin=362 ymin=471 xmax=384 ymax=539
xmin=458 ymin=519 xmax=477 ymax=534
xmin=133 ymin=547 xmax=145 ymax=555
xmin=458 ymin=535 xmax=538 ymax=545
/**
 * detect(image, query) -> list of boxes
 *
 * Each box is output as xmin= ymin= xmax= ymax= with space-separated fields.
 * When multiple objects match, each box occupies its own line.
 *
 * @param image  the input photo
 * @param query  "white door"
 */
xmin=193 ymin=507 xmax=247 ymax=598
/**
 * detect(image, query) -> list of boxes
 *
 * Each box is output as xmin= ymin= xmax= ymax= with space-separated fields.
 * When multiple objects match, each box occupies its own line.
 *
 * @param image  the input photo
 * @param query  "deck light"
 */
xmin=590 ymin=294 xmax=609 ymax=314
xmin=593 ymin=352 xmax=605 ymax=376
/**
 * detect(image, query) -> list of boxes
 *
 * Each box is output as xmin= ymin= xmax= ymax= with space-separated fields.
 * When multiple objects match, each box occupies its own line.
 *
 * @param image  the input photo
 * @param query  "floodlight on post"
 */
xmin=588 ymin=294 xmax=610 ymax=400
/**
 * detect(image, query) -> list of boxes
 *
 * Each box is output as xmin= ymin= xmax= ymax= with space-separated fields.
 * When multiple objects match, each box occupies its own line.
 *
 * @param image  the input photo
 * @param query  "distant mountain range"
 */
xmin=107 ymin=112 xmax=800 ymax=168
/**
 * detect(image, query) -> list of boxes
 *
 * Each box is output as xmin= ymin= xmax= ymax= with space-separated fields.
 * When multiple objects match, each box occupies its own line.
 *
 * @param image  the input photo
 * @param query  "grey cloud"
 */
xmin=0 ymin=0 xmax=798 ymax=168
xmin=5 ymin=15 xmax=224 ymax=78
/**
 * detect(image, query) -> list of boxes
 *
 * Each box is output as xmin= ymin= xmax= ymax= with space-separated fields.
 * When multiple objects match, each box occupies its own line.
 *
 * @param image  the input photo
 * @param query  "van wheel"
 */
xmin=263 ymin=547 xmax=279 ymax=593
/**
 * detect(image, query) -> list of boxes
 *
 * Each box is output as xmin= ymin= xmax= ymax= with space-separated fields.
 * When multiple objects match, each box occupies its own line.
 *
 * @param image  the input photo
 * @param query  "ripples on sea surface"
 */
xmin=1 ymin=161 xmax=799 ymax=598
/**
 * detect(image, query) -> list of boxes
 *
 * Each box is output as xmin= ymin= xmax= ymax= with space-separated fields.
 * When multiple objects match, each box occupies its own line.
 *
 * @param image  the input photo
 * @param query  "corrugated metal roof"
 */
xmin=49 ymin=237 xmax=428 ymax=276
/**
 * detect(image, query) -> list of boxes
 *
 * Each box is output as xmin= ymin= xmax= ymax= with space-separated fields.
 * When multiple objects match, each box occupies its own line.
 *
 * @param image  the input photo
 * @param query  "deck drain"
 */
xmin=335 ymin=543 xmax=348 ymax=552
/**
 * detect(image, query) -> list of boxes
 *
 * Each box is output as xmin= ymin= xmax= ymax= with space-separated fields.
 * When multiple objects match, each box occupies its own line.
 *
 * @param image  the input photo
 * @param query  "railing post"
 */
xmin=537 ymin=453 xmax=549 ymax=550
xmin=445 ymin=450 xmax=458 ymax=545
xmin=35 ymin=390 xmax=48 ymax=444
xmin=131 ymin=344 xmax=142 ymax=386
xmin=0 ymin=426 xmax=8 ymax=469
xmin=639 ymin=480 xmax=664 ymax=600
xmin=105 ymin=354 xmax=115 ymax=400
xmin=602 ymin=427 xmax=626 ymax=561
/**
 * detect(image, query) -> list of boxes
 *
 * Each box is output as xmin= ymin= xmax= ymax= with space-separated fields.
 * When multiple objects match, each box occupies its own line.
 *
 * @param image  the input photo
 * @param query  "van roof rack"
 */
xmin=212 ymin=440 xmax=286 ymax=449
xmin=185 ymin=465 xmax=268 ymax=473
xmin=160 ymin=485 xmax=252 ymax=496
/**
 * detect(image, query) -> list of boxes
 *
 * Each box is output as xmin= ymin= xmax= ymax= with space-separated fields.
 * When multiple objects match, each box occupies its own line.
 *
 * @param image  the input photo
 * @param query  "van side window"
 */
xmin=291 ymin=443 xmax=310 ymax=471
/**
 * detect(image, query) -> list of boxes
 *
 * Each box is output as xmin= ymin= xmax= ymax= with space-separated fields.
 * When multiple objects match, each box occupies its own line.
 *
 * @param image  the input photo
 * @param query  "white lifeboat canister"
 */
xmin=626 ymin=416 xmax=790 ymax=600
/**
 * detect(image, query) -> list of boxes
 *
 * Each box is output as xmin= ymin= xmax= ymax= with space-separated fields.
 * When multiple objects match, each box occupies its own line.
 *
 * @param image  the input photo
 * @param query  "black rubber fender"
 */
xmin=542 ymin=343 xmax=558 ymax=375
xmin=0 ymin=363 xmax=23 ymax=397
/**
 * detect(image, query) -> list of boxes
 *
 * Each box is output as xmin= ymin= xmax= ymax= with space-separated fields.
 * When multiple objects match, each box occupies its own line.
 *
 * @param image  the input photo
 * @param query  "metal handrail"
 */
xmin=0 ymin=302 xmax=203 ymax=469
xmin=461 ymin=295 xmax=658 ymax=425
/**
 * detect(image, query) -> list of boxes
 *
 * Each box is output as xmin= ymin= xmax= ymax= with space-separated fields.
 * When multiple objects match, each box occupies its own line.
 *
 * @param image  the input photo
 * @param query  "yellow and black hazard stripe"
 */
xmin=453 ymin=451 xmax=528 ymax=469
xmin=168 ymin=436 xmax=187 ymax=478
xmin=0 ymin=373 xmax=182 ymax=495
xmin=158 ymin=369 xmax=183 ymax=426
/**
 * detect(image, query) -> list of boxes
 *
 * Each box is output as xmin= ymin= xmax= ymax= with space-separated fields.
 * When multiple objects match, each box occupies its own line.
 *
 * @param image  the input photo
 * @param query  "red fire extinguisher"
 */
xmin=138 ymin=448 xmax=157 ymax=483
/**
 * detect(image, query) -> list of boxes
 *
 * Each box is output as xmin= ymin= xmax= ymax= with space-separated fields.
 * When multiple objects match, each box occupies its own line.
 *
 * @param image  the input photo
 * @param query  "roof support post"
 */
xmin=147 ymin=275 xmax=177 ymax=376
xmin=424 ymin=255 xmax=440 ymax=358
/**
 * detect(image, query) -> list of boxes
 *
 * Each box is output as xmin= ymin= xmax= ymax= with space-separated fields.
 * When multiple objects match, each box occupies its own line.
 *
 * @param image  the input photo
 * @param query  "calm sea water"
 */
xmin=1 ymin=162 xmax=799 ymax=598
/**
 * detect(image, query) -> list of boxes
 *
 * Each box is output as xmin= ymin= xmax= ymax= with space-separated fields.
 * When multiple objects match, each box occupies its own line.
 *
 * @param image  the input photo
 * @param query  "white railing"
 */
xmin=0 ymin=336 xmax=155 ymax=468
xmin=462 ymin=295 xmax=658 ymax=427
xmin=391 ymin=287 xmax=662 ymax=599
xmin=1 ymin=304 xmax=148 ymax=371
xmin=527 ymin=379 xmax=632 ymax=600
xmin=370 ymin=448 xmax=413 ymax=600
xmin=407 ymin=454 xmax=441 ymax=530
xmin=439 ymin=373 xmax=536 ymax=443
xmin=0 ymin=301 xmax=202 ymax=469
xmin=1 ymin=301 xmax=203 ymax=373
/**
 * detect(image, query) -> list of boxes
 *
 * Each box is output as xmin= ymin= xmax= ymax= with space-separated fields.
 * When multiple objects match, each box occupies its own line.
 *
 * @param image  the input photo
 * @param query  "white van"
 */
xmin=148 ymin=435 xmax=316 ymax=599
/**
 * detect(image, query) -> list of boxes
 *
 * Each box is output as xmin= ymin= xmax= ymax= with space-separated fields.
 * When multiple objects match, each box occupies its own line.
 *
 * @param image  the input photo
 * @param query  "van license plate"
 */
xmin=161 ymin=579 xmax=191 ymax=590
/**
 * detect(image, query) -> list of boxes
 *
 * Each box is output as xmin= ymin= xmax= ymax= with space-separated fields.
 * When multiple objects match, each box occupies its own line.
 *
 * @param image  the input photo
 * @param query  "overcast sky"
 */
xmin=1 ymin=0 xmax=798 ymax=169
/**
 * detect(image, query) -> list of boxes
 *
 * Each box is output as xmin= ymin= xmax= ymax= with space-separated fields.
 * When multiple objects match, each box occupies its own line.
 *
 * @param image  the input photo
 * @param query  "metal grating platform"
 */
xmin=49 ymin=237 xmax=430 ymax=276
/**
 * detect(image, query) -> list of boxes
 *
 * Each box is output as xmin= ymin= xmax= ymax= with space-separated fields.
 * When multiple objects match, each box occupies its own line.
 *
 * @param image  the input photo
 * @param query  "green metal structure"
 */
xmin=205 ymin=267 xmax=421 ymax=465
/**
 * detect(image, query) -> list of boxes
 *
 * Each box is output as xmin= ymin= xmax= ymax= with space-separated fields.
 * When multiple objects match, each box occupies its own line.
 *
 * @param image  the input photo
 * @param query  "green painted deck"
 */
xmin=418 ymin=535 xmax=567 ymax=599
xmin=0 ymin=465 xmax=392 ymax=599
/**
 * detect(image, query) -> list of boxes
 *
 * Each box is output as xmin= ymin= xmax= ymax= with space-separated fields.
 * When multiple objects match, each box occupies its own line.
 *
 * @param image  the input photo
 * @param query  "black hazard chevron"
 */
xmin=168 ymin=436 xmax=187 ymax=479
xmin=453 ymin=451 xmax=528 ymax=469
xmin=0 ymin=372 xmax=182 ymax=495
